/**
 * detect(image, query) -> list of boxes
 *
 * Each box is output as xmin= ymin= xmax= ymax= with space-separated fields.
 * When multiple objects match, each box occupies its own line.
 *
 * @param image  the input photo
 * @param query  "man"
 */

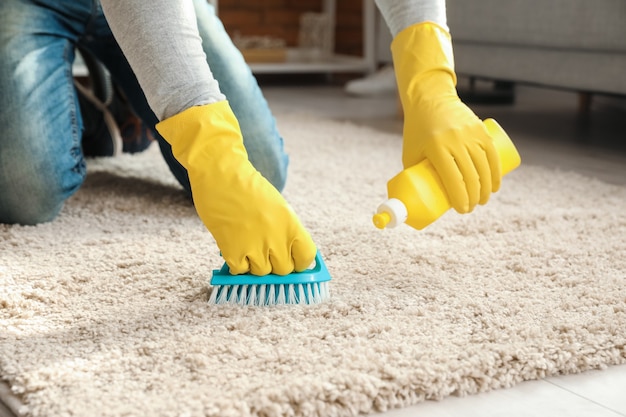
xmin=0 ymin=0 xmax=287 ymax=224
xmin=1 ymin=0 xmax=502 ymax=277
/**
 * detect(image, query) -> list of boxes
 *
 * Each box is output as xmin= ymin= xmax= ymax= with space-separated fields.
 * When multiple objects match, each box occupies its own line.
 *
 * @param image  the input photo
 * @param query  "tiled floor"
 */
xmin=1 ymin=80 xmax=625 ymax=417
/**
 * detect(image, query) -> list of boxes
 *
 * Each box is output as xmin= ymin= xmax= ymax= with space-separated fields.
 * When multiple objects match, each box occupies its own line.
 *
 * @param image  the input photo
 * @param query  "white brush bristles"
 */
xmin=208 ymin=287 xmax=218 ymax=304
xmin=277 ymin=285 xmax=286 ymax=305
xmin=287 ymin=284 xmax=297 ymax=305
xmin=248 ymin=285 xmax=258 ymax=306
xmin=298 ymin=284 xmax=306 ymax=304
xmin=208 ymin=282 xmax=331 ymax=306
xmin=267 ymin=284 xmax=276 ymax=305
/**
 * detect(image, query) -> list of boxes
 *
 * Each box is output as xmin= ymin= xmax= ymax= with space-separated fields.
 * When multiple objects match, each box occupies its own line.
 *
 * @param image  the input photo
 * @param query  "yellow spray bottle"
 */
xmin=372 ymin=119 xmax=521 ymax=230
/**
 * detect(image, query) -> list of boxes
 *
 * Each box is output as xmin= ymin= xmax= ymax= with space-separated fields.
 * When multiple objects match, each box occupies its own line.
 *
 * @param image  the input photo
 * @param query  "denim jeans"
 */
xmin=0 ymin=0 xmax=288 ymax=225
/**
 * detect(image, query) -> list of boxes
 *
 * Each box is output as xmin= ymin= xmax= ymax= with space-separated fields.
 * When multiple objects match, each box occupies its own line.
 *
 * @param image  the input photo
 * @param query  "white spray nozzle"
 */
xmin=372 ymin=198 xmax=408 ymax=229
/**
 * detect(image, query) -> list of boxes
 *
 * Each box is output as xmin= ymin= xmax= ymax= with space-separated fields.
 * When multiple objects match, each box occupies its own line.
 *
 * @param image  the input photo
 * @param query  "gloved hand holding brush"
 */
xmin=99 ymin=0 xmax=317 ymax=277
xmin=156 ymin=101 xmax=317 ymax=276
xmin=376 ymin=1 xmax=503 ymax=214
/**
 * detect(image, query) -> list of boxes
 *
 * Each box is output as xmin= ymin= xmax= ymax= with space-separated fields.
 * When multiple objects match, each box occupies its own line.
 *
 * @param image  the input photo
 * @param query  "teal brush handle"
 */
xmin=211 ymin=251 xmax=331 ymax=286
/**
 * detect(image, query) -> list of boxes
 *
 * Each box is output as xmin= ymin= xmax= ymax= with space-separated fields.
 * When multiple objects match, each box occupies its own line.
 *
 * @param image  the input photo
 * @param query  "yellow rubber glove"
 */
xmin=392 ymin=22 xmax=502 ymax=213
xmin=156 ymin=101 xmax=316 ymax=276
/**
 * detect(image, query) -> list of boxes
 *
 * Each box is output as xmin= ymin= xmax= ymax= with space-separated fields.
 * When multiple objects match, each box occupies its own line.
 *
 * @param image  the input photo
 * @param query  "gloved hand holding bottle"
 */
xmin=375 ymin=0 xmax=505 ymax=214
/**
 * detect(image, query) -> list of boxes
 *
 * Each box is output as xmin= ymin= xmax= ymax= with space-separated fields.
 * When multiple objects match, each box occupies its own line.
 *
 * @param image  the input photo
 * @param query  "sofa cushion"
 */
xmin=448 ymin=0 xmax=626 ymax=52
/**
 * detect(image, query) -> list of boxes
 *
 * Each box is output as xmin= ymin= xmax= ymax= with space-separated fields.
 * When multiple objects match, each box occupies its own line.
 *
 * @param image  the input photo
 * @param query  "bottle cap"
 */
xmin=372 ymin=198 xmax=408 ymax=229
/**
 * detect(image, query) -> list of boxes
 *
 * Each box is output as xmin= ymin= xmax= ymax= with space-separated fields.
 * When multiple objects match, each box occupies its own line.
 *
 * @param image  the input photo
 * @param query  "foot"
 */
xmin=76 ymin=53 xmax=154 ymax=157
xmin=344 ymin=65 xmax=397 ymax=97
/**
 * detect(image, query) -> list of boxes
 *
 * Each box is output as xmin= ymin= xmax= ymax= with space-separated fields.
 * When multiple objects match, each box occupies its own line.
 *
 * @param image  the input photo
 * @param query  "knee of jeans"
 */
xmin=0 ymin=176 xmax=78 ymax=225
xmin=269 ymin=163 xmax=288 ymax=192
xmin=1 ymin=192 xmax=64 ymax=225
xmin=253 ymin=152 xmax=289 ymax=193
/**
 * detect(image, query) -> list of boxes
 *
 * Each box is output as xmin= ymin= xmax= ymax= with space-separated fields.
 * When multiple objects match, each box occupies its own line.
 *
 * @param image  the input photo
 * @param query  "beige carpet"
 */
xmin=1 ymin=113 xmax=625 ymax=417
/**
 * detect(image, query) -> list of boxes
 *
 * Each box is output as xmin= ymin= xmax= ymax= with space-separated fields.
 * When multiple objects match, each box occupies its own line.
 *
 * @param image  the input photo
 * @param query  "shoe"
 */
xmin=76 ymin=49 xmax=154 ymax=157
xmin=344 ymin=65 xmax=397 ymax=96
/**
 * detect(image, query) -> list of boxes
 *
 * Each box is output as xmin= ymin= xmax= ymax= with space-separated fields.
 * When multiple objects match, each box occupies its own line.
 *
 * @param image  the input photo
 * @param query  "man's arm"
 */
xmin=99 ymin=1 xmax=317 ymax=275
xmin=100 ymin=0 xmax=224 ymax=120
xmin=374 ymin=0 xmax=502 ymax=213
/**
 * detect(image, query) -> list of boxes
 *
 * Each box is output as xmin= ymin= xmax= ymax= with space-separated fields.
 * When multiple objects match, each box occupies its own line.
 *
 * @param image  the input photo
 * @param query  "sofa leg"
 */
xmin=577 ymin=92 xmax=593 ymax=116
xmin=458 ymin=78 xmax=516 ymax=105
xmin=575 ymin=92 xmax=595 ymax=138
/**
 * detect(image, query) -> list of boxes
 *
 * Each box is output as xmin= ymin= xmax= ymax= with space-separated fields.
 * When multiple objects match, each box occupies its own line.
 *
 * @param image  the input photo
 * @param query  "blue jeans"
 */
xmin=0 ymin=0 xmax=288 ymax=225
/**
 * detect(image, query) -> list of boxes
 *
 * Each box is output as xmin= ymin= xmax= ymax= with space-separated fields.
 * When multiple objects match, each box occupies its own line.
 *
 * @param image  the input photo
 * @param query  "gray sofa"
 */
xmin=447 ymin=0 xmax=626 ymax=99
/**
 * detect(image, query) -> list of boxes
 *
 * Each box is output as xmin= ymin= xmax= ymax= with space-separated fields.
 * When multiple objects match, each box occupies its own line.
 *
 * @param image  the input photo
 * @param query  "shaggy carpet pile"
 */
xmin=1 ymin=113 xmax=625 ymax=417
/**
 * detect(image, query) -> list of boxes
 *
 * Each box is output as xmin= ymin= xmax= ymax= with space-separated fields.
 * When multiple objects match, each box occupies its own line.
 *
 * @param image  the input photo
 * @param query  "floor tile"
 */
xmin=372 ymin=378 xmax=623 ymax=417
xmin=546 ymin=364 xmax=626 ymax=415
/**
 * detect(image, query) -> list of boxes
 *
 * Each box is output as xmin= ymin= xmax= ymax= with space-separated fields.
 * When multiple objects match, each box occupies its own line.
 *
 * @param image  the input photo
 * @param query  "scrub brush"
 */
xmin=208 ymin=251 xmax=331 ymax=306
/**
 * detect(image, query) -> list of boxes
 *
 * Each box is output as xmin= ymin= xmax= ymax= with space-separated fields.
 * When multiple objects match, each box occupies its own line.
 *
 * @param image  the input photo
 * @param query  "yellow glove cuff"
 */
xmin=156 ymin=101 xmax=248 ymax=170
xmin=391 ymin=22 xmax=457 ymax=107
